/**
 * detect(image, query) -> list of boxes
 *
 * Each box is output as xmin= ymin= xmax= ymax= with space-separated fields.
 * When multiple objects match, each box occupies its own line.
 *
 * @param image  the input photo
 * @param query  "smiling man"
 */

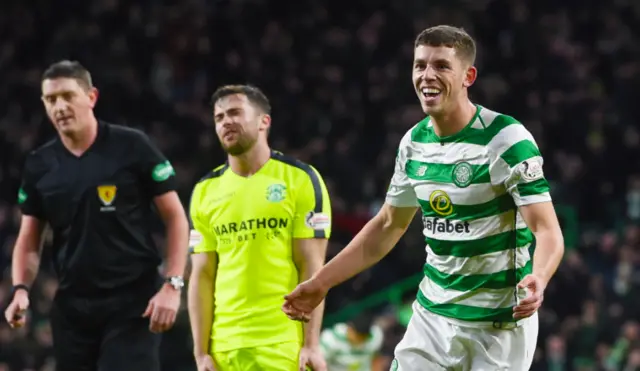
xmin=282 ymin=25 xmax=565 ymax=370
xmin=4 ymin=60 xmax=189 ymax=371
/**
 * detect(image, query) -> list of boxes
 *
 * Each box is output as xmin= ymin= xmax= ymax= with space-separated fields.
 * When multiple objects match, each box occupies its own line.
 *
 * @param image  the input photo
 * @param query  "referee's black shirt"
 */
xmin=18 ymin=121 xmax=177 ymax=296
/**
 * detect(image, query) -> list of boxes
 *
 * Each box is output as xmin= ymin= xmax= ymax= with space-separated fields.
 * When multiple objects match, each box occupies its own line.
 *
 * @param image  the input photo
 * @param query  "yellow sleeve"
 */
xmin=293 ymin=166 xmax=332 ymax=239
xmin=188 ymin=183 xmax=217 ymax=253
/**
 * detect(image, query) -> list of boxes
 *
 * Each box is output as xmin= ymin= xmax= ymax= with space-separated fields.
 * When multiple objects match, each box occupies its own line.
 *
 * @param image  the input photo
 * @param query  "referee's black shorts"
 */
xmin=50 ymin=276 xmax=162 ymax=371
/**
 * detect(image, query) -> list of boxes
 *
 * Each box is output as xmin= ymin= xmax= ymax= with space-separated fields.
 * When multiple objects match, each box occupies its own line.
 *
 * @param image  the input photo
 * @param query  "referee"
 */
xmin=3 ymin=60 xmax=190 ymax=371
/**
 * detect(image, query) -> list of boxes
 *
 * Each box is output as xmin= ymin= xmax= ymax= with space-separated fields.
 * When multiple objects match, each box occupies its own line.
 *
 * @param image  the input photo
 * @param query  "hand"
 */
xmin=299 ymin=346 xmax=327 ymax=371
xmin=4 ymin=290 xmax=29 ymax=328
xmin=142 ymin=284 xmax=181 ymax=333
xmin=282 ymin=278 xmax=328 ymax=322
xmin=195 ymin=354 xmax=217 ymax=371
xmin=513 ymin=274 xmax=545 ymax=320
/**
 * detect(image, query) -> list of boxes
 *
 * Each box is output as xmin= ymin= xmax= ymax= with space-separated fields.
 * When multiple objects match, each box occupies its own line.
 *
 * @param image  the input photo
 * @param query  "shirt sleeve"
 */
xmin=385 ymin=133 xmax=419 ymax=207
xmin=188 ymin=184 xmax=217 ymax=254
xmin=18 ymin=157 xmax=44 ymax=219
xmin=369 ymin=325 xmax=385 ymax=352
xmin=135 ymin=132 xmax=178 ymax=197
xmin=319 ymin=328 xmax=337 ymax=361
xmin=488 ymin=123 xmax=552 ymax=206
xmin=292 ymin=165 xmax=332 ymax=239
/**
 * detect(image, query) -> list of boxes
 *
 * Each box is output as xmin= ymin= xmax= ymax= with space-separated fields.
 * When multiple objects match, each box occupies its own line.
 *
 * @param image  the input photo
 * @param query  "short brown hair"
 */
xmin=211 ymin=85 xmax=271 ymax=115
xmin=42 ymin=60 xmax=93 ymax=89
xmin=414 ymin=25 xmax=476 ymax=65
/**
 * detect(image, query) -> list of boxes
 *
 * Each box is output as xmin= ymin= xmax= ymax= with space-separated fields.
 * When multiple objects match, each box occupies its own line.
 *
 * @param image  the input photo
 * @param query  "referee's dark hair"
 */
xmin=42 ymin=60 xmax=93 ymax=90
xmin=211 ymin=85 xmax=271 ymax=115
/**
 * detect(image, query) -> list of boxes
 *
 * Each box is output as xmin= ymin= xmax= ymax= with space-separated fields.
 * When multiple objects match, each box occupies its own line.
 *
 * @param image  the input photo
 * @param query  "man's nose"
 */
xmin=221 ymin=117 xmax=236 ymax=127
xmin=421 ymin=65 xmax=437 ymax=81
xmin=52 ymin=99 xmax=68 ymax=113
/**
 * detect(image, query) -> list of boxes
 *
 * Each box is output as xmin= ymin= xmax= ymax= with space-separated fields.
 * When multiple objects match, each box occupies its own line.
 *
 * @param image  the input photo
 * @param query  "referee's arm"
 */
xmin=12 ymin=164 xmax=47 ymax=291
xmin=11 ymin=216 xmax=45 ymax=291
xmin=292 ymin=166 xmax=331 ymax=351
xmin=135 ymin=132 xmax=189 ymax=333
xmin=137 ymin=133 xmax=189 ymax=280
xmin=6 ymin=162 xmax=47 ymax=327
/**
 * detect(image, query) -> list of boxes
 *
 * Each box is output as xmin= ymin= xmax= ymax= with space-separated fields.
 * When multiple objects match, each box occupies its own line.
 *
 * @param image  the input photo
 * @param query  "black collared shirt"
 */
xmin=18 ymin=121 xmax=177 ymax=295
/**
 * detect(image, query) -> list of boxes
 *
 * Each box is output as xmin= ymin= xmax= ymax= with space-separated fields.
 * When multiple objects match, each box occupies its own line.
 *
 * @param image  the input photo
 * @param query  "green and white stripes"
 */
xmin=385 ymin=105 xmax=551 ymax=323
xmin=320 ymin=323 xmax=384 ymax=371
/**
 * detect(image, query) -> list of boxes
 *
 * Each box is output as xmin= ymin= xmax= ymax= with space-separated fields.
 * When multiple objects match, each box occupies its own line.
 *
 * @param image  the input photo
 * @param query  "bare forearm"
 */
xmin=303 ymin=300 xmax=324 ymax=348
xmin=12 ymin=246 xmax=41 ymax=286
xmin=12 ymin=219 xmax=44 ymax=286
xmin=532 ymin=228 xmax=564 ymax=286
xmin=315 ymin=214 xmax=406 ymax=290
xmin=187 ymin=274 xmax=214 ymax=356
xmin=163 ymin=215 xmax=189 ymax=277
xmin=299 ymin=261 xmax=324 ymax=347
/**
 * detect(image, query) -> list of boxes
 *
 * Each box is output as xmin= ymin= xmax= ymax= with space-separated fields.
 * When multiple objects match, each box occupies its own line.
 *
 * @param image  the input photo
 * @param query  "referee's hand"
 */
xmin=142 ymin=284 xmax=181 ymax=333
xmin=4 ymin=290 xmax=29 ymax=329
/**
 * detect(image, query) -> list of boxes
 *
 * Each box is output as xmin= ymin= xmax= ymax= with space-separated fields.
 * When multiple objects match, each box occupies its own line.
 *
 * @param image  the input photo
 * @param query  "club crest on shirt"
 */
xmin=97 ymin=185 xmax=117 ymax=211
xmin=266 ymin=183 xmax=287 ymax=202
xmin=452 ymin=161 xmax=473 ymax=188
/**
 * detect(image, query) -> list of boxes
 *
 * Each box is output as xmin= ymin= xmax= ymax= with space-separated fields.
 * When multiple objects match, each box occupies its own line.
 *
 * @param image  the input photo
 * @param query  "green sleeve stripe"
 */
xmin=406 ymin=160 xmax=491 ymax=185
xmin=517 ymin=178 xmax=550 ymax=197
xmin=426 ymin=228 xmax=533 ymax=257
xmin=417 ymin=290 xmax=515 ymax=323
xmin=423 ymin=259 xmax=533 ymax=292
xmin=418 ymin=192 xmax=515 ymax=222
xmin=500 ymin=140 xmax=541 ymax=168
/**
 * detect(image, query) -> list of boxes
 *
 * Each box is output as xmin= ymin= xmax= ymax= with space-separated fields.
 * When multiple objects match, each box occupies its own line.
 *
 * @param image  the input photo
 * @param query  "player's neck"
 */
xmin=431 ymin=100 xmax=477 ymax=137
xmin=59 ymin=117 xmax=99 ymax=157
xmin=228 ymin=142 xmax=271 ymax=177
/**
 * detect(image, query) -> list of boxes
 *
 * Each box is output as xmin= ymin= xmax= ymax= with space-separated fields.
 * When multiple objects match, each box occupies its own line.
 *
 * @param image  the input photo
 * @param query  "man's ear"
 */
xmin=463 ymin=66 xmax=477 ymax=88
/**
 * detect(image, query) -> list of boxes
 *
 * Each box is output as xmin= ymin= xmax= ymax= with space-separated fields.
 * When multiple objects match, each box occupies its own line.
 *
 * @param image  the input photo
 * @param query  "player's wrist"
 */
xmin=302 ymin=342 xmax=321 ymax=350
xmin=193 ymin=350 xmax=210 ymax=359
xmin=310 ymin=272 xmax=331 ymax=294
xmin=530 ymin=271 xmax=550 ymax=289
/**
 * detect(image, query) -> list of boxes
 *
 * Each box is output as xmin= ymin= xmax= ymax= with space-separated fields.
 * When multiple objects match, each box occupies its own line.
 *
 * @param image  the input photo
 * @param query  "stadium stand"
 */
xmin=1 ymin=0 xmax=640 ymax=370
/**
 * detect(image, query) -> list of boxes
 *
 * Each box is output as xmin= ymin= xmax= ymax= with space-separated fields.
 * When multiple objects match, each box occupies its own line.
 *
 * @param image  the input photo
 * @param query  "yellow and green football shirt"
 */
xmin=189 ymin=150 xmax=332 ymax=353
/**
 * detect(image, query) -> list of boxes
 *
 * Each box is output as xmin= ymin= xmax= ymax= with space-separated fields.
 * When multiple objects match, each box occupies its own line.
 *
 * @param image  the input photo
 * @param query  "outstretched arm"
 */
xmin=284 ymin=132 xmax=419 ymax=319
xmin=313 ymin=203 xmax=417 ymax=291
xmin=283 ymin=204 xmax=417 ymax=320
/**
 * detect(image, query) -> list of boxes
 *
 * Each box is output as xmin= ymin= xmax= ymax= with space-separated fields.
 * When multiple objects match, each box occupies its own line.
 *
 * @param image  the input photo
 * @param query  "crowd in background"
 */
xmin=1 ymin=0 xmax=640 ymax=370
